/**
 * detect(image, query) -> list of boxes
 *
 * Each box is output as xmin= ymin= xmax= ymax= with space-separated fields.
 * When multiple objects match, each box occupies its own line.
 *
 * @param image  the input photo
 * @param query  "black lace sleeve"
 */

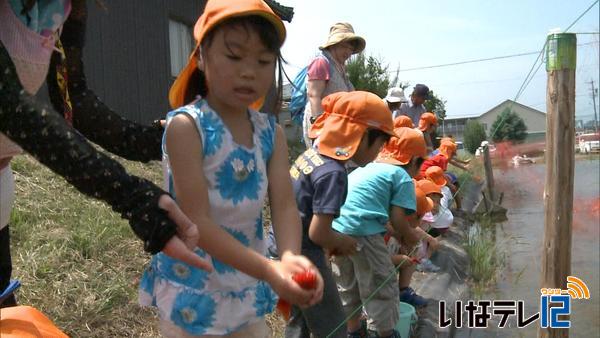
xmin=46 ymin=2 xmax=163 ymax=163
xmin=0 ymin=42 xmax=175 ymax=254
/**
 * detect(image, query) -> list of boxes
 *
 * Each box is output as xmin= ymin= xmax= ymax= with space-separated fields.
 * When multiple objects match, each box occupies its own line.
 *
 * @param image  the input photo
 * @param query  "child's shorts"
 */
xmin=331 ymin=234 xmax=399 ymax=333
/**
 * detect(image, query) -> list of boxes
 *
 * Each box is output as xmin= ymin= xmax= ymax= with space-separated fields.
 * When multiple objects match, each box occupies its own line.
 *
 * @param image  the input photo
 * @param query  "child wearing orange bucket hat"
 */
xmin=331 ymin=127 xmax=428 ymax=338
xmin=0 ymin=306 xmax=69 ymax=338
xmin=139 ymin=1 xmax=324 ymax=336
xmin=417 ymin=112 xmax=438 ymax=153
xmin=393 ymin=115 xmax=414 ymax=129
xmin=413 ymin=179 xmax=447 ymax=273
xmin=281 ymin=90 xmax=396 ymax=338
xmin=418 ymin=137 xmax=468 ymax=179
xmin=425 ymin=165 xmax=456 ymax=229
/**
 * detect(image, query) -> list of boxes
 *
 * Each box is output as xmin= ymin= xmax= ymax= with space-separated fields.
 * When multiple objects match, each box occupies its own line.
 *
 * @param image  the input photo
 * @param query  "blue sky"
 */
xmin=280 ymin=0 xmax=600 ymax=120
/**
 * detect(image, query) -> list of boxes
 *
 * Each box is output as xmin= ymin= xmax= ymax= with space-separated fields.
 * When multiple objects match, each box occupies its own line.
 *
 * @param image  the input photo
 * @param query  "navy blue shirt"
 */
xmin=266 ymin=148 xmax=347 ymax=256
xmin=290 ymin=148 xmax=348 ymax=251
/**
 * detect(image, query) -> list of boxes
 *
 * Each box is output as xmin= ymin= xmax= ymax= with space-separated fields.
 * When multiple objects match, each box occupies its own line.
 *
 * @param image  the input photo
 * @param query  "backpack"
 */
xmin=289 ymin=55 xmax=330 ymax=125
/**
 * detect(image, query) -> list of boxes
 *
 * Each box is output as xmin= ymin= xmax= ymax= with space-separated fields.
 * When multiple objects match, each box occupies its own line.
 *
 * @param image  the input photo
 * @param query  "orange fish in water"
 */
xmin=276 ymin=271 xmax=318 ymax=320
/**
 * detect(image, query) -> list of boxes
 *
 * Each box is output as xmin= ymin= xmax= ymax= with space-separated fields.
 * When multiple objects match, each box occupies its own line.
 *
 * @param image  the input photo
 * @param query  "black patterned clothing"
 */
xmin=0 ymin=42 xmax=175 ymax=254
xmin=45 ymin=6 xmax=163 ymax=163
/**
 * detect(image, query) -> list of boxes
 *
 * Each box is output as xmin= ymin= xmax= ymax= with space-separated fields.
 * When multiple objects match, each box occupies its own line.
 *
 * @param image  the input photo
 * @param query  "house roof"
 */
xmin=444 ymin=113 xmax=481 ymax=121
xmin=480 ymin=99 xmax=546 ymax=119
xmin=444 ymin=99 xmax=545 ymax=121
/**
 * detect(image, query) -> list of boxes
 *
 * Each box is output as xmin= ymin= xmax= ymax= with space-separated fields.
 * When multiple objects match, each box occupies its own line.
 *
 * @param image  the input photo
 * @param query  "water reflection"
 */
xmin=488 ymin=159 xmax=599 ymax=337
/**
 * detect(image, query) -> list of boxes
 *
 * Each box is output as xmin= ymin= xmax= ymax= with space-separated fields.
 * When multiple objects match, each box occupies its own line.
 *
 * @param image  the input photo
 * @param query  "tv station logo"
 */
xmin=439 ymin=276 xmax=591 ymax=329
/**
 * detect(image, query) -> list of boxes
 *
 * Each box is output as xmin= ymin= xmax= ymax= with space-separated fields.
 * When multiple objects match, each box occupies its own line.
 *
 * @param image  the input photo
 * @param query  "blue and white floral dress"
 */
xmin=139 ymin=99 xmax=278 ymax=336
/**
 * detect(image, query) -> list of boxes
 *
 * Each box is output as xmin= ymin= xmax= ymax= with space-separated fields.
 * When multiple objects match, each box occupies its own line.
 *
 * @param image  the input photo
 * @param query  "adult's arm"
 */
xmin=306 ymin=80 xmax=327 ymax=119
xmin=0 ymin=42 xmax=200 ymax=263
xmin=46 ymin=0 xmax=162 ymax=163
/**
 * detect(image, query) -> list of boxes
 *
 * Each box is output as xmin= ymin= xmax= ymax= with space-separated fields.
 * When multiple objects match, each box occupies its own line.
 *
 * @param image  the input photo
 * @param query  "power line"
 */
xmin=490 ymin=0 xmax=599 ymax=139
xmin=390 ymin=50 xmax=540 ymax=73
xmin=388 ymin=42 xmax=597 ymax=73
xmin=517 ymin=53 xmax=546 ymax=99
xmin=517 ymin=0 xmax=600 ymax=101
xmin=418 ymin=63 xmax=597 ymax=88
xmin=564 ymin=0 xmax=599 ymax=32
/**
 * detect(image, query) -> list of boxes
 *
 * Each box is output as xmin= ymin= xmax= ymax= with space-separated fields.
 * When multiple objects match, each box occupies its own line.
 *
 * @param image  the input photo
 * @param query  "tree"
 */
xmin=490 ymin=108 xmax=528 ymax=143
xmin=463 ymin=120 xmax=487 ymax=154
xmin=388 ymin=68 xmax=410 ymax=90
xmin=346 ymin=53 xmax=392 ymax=98
xmin=424 ymin=90 xmax=447 ymax=122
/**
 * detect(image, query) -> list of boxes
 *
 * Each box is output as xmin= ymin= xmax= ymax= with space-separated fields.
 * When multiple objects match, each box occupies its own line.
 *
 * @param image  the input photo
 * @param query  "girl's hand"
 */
xmin=158 ymin=194 xmax=213 ymax=272
xmin=267 ymin=252 xmax=324 ymax=307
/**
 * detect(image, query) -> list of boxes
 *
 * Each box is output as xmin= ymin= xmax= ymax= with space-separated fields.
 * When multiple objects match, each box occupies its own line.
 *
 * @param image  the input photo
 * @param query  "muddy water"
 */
xmin=488 ymin=159 xmax=600 ymax=337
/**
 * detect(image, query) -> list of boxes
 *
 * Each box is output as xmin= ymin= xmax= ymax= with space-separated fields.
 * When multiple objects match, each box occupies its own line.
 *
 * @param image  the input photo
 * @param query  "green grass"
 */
xmin=8 ymin=153 xmax=287 ymax=337
xmin=10 ymin=154 xmax=161 ymax=337
xmin=464 ymin=216 xmax=505 ymax=297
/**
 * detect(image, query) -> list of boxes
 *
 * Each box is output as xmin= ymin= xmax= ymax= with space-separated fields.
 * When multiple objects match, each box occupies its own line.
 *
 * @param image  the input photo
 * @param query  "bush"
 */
xmin=346 ymin=53 xmax=391 ymax=98
xmin=490 ymin=108 xmax=528 ymax=143
xmin=463 ymin=120 xmax=487 ymax=154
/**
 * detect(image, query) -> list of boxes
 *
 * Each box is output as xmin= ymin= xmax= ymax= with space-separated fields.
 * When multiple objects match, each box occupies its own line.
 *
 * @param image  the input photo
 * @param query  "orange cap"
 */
xmin=376 ymin=127 xmax=428 ymax=165
xmin=168 ymin=0 xmax=286 ymax=109
xmin=418 ymin=112 xmax=438 ymax=131
xmin=425 ymin=166 xmax=447 ymax=186
xmin=309 ymin=91 xmax=397 ymax=160
xmin=438 ymin=138 xmax=457 ymax=158
xmin=416 ymin=179 xmax=442 ymax=196
xmin=415 ymin=187 xmax=434 ymax=217
xmin=0 ymin=306 xmax=69 ymax=338
xmin=394 ymin=115 xmax=414 ymax=129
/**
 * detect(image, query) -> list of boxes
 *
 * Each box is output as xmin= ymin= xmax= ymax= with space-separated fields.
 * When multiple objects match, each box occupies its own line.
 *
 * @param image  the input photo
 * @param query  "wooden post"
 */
xmin=539 ymin=32 xmax=576 ymax=338
xmin=482 ymin=144 xmax=495 ymax=201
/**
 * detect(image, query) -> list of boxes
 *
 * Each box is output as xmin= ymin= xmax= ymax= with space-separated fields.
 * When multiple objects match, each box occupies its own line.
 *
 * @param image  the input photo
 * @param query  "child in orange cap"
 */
xmin=425 ymin=166 xmax=456 ymax=234
xmin=385 ymin=186 xmax=434 ymax=308
xmin=139 ymin=1 xmax=324 ymax=336
xmin=280 ymin=90 xmax=396 ymax=338
xmin=413 ymin=179 xmax=447 ymax=273
xmin=432 ymin=137 xmax=471 ymax=168
xmin=331 ymin=127 xmax=428 ymax=338
xmin=418 ymin=112 xmax=438 ymax=153
xmin=418 ymin=137 xmax=469 ymax=179
xmin=393 ymin=115 xmax=414 ymax=129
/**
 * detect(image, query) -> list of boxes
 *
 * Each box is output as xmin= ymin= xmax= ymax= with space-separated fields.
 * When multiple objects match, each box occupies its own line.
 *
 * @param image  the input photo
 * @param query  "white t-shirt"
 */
xmin=441 ymin=186 xmax=453 ymax=210
xmin=430 ymin=208 xmax=454 ymax=229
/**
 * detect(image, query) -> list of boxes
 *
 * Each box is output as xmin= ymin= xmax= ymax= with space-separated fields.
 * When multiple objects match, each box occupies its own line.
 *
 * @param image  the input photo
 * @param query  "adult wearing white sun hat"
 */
xmin=384 ymin=87 xmax=408 ymax=118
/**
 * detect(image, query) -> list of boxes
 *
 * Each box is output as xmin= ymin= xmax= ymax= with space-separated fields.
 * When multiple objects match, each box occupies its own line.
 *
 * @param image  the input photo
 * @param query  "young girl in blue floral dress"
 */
xmin=139 ymin=1 xmax=324 ymax=336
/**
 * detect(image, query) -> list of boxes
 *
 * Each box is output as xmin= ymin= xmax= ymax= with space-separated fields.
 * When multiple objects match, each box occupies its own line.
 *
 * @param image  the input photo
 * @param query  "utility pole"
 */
xmin=589 ymin=80 xmax=598 ymax=133
xmin=539 ymin=32 xmax=576 ymax=338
